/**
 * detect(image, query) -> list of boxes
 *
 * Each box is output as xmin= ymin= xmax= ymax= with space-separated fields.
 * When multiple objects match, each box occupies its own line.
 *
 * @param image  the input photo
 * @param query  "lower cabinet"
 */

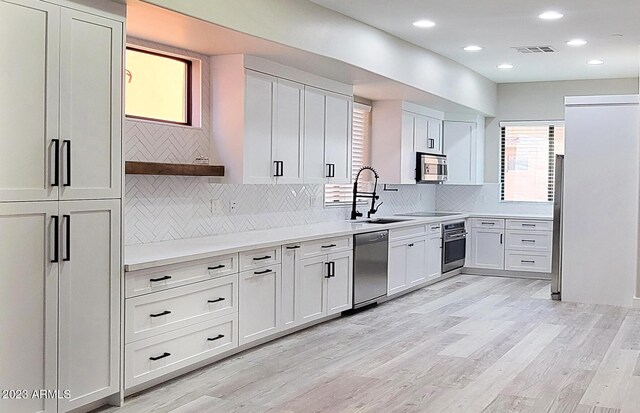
xmin=426 ymin=233 xmax=442 ymax=279
xmin=325 ymin=251 xmax=353 ymax=314
xmin=469 ymin=228 xmax=505 ymax=270
xmin=388 ymin=235 xmax=434 ymax=296
xmin=239 ymin=264 xmax=282 ymax=345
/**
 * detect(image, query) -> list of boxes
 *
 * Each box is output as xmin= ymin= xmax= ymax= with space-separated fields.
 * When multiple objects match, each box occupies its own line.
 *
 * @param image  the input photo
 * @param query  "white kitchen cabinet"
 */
xmin=281 ymin=245 xmax=300 ymax=329
xmin=211 ymin=55 xmax=353 ymax=184
xmin=0 ymin=201 xmax=58 ymax=413
xmin=443 ymin=116 xmax=484 ymax=186
xmin=298 ymin=255 xmax=328 ymax=323
xmin=239 ymin=264 xmax=282 ymax=345
xmin=405 ymin=239 xmax=427 ymax=287
xmin=302 ymin=87 xmax=352 ymax=184
xmin=426 ymin=233 xmax=443 ymax=280
xmin=372 ymin=101 xmax=444 ymax=184
xmin=0 ymin=0 xmax=122 ymax=202
xmin=58 ymin=199 xmax=120 ymax=412
xmin=388 ymin=240 xmax=408 ymax=295
xmin=469 ymin=228 xmax=505 ymax=270
xmin=388 ymin=233 xmax=432 ymax=296
xmin=326 ymin=250 xmax=353 ymax=314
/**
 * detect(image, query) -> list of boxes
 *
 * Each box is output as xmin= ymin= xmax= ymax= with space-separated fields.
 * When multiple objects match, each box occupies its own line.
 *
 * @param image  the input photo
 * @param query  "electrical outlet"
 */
xmin=230 ymin=200 xmax=238 ymax=214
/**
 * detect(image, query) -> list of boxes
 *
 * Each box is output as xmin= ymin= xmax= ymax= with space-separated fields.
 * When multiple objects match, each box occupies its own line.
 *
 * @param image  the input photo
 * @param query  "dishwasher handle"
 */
xmin=355 ymin=231 xmax=388 ymax=245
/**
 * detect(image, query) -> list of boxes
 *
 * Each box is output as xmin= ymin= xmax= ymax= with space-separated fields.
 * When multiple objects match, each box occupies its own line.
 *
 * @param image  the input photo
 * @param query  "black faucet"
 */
xmin=351 ymin=166 xmax=383 ymax=220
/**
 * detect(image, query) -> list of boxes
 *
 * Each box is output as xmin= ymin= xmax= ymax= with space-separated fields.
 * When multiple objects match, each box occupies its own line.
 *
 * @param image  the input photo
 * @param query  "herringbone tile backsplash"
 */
xmin=436 ymin=183 xmax=552 ymax=215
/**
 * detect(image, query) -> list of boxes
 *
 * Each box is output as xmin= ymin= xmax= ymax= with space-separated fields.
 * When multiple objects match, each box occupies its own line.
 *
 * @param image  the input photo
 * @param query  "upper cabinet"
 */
xmin=371 ymin=101 xmax=444 ymax=184
xmin=211 ymin=55 xmax=353 ymax=184
xmin=0 ymin=0 xmax=122 ymax=202
xmin=443 ymin=115 xmax=485 ymax=186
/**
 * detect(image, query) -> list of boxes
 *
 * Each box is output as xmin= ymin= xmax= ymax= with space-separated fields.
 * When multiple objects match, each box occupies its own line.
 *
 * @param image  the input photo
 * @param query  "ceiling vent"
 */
xmin=513 ymin=45 xmax=557 ymax=54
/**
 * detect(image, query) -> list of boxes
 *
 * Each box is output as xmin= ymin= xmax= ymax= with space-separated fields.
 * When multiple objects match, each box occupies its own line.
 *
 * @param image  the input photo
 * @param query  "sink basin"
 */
xmin=363 ymin=218 xmax=412 ymax=224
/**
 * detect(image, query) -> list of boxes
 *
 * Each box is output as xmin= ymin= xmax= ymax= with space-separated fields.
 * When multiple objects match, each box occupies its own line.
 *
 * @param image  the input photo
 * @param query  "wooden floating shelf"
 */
xmin=125 ymin=161 xmax=225 ymax=177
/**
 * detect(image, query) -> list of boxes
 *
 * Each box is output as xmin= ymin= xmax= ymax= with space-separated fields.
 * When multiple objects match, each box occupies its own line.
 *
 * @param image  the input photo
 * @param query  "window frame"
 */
xmin=499 ymin=120 xmax=565 ymax=203
xmin=125 ymin=46 xmax=193 ymax=126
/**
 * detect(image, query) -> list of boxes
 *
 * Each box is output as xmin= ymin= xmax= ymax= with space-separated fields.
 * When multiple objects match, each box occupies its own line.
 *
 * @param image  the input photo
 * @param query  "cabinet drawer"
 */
xmin=428 ymin=223 xmax=442 ymax=235
xmin=389 ymin=225 xmax=426 ymax=241
xmin=299 ymin=236 xmax=352 ymax=259
xmin=470 ymin=218 xmax=505 ymax=229
xmin=125 ymin=254 xmax=238 ymax=298
xmin=506 ymin=219 xmax=553 ymax=231
xmin=239 ymin=247 xmax=281 ymax=271
xmin=505 ymin=231 xmax=552 ymax=252
xmin=504 ymin=251 xmax=551 ymax=273
xmin=124 ymin=314 xmax=238 ymax=389
xmin=125 ymin=275 xmax=238 ymax=344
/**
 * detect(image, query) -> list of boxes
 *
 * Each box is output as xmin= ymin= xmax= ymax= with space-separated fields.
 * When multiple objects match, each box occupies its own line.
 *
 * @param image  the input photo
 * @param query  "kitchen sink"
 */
xmin=363 ymin=218 xmax=413 ymax=224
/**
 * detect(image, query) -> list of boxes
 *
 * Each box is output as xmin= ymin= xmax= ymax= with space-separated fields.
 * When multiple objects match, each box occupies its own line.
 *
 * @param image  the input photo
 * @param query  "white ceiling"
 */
xmin=310 ymin=0 xmax=640 ymax=83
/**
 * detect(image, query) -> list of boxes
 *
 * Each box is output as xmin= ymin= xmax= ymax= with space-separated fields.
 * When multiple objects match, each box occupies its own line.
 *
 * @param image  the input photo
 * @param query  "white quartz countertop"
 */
xmin=124 ymin=212 xmax=552 ymax=272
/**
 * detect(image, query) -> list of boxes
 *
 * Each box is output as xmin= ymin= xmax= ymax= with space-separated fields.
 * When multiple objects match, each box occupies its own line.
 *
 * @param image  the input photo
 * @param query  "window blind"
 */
xmin=500 ymin=121 xmax=565 ymax=202
xmin=325 ymin=103 xmax=371 ymax=205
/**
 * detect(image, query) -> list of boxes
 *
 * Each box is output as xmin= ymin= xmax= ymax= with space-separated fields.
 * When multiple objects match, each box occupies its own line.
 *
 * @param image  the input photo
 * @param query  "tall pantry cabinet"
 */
xmin=0 ymin=1 xmax=124 ymax=412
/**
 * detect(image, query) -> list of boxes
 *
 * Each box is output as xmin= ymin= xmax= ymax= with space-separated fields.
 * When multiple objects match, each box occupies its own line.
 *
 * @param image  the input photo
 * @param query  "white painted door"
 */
xmin=470 ymin=228 xmax=505 ymax=270
xmin=239 ymin=265 xmax=282 ymax=345
xmin=406 ymin=238 xmax=427 ymax=286
xmin=244 ymin=70 xmax=276 ymax=184
xmin=427 ymin=117 xmax=443 ymax=154
xmin=325 ymin=92 xmax=352 ymax=184
xmin=302 ymin=87 xmax=327 ymax=183
xmin=273 ymin=78 xmax=304 ymax=184
xmin=297 ymin=256 xmax=327 ymax=324
xmin=58 ymin=199 xmax=120 ymax=411
xmin=401 ymin=112 xmax=416 ymax=184
xmin=0 ymin=0 xmax=59 ymax=202
xmin=326 ymin=251 xmax=353 ymax=315
xmin=0 ymin=201 xmax=58 ymax=413
xmin=413 ymin=113 xmax=429 ymax=153
xmin=388 ymin=241 xmax=407 ymax=295
xmin=281 ymin=245 xmax=300 ymax=329
xmin=426 ymin=234 xmax=442 ymax=280
xmin=59 ymin=9 xmax=122 ymax=200
xmin=444 ymin=121 xmax=476 ymax=184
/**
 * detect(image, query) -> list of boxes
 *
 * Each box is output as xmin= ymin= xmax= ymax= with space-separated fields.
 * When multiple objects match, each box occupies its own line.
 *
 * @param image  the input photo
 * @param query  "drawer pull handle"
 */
xmin=321 ymin=244 xmax=337 ymax=248
xmin=208 ymin=297 xmax=225 ymax=303
xmin=521 ymin=260 xmax=535 ymax=264
xmin=150 ymin=275 xmax=171 ymax=283
xmin=522 ymin=239 xmax=536 ymax=243
xmin=149 ymin=352 xmax=171 ymax=361
xmin=150 ymin=310 xmax=171 ymax=318
xmin=207 ymin=334 xmax=225 ymax=342
xmin=522 ymin=224 xmax=536 ymax=227
xmin=253 ymin=255 xmax=272 ymax=261
xmin=208 ymin=265 xmax=226 ymax=270
xmin=481 ymin=222 xmax=495 ymax=225
xmin=254 ymin=269 xmax=273 ymax=275
xmin=286 ymin=245 xmax=301 ymax=250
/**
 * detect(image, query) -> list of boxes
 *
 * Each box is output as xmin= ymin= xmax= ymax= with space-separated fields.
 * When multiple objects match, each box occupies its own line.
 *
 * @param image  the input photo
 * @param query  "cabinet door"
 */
xmin=303 ymin=87 xmax=327 ymax=184
xmin=58 ymin=199 xmax=120 ymax=411
xmin=427 ymin=117 xmax=443 ymax=154
xmin=413 ymin=114 xmax=429 ymax=153
xmin=326 ymin=251 xmax=353 ymax=315
xmin=469 ymin=228 xmax=505 ymax=270
xmin=239 ymin=265 xmax=281 ymax=345
xmin=325 ymin=93 xmax=352 ymax=184
xmin=273 ymin=78 xmax=304 ymax=184
xmin=244 ymin=70 xmax=276 ymax=184
xmin=401 ymin=112 xmax=416 ymax=184
xmin=0 ymin=0 xmax=59 ymax=202
xmin=444 ymin=121 xmax=476 ymax=184
xmin=0 ymin=201 xmax=58 ymax=413
xmin=406 ymin=238 xmax=427 ymax=286
xmin=59 ymin=9 xmax=122 ymax=200
xmin=426 ymin=234 xmax=442 ymax=280
xmin=281 ymin=245 xmax=300 ymax=329
xmin=388 ymin=241 xmax=407 ymax=295
xmin=298 ymin=256 xmax=327 ymax=324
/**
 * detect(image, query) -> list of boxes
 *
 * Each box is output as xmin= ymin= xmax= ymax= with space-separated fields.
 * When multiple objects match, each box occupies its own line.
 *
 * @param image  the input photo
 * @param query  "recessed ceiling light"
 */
xmin=497 ymin=63 xmax=514 ymax=70
xmin=463 ymin=45 xmax=483 ymax=52
xmin=566 ymin=39 xmax=587 ymax=46
xmin=587 ymin=59 xmax=604 ymax=65
xmin=539 ymin=11 xmax=564 ymax=20
xmin=413 ymin=19 xmax=436 ymax=28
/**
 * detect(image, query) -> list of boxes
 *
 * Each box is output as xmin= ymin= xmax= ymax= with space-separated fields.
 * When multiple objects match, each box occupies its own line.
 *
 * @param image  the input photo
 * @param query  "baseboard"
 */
xmin=462 ymin=267 xmax=550 ymax=281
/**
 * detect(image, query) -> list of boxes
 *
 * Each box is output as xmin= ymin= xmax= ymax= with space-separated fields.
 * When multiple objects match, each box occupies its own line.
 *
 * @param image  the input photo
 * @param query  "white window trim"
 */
xmin=498 ymin=120 xmax=565 ymax=204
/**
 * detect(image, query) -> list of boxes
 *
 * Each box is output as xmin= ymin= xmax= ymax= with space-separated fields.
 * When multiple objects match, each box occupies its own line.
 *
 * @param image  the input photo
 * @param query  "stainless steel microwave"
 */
xmin=416 ymin=152 xmax=447 ymax=183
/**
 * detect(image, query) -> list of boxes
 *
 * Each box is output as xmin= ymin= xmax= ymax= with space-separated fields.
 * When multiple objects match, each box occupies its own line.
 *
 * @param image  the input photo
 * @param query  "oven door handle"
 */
xmin=445 ymin=232 xmax=468 ymax=241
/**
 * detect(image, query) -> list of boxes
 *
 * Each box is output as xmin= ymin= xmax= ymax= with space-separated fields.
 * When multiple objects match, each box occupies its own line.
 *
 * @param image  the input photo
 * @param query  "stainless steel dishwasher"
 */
xmin=353 ymin=230 xmax=388 ymax=308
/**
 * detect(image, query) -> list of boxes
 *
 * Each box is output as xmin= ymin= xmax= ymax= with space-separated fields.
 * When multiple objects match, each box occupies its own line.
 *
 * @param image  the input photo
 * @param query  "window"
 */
xmin=125 ymin=47 xmax=191 ymax=125
xmin=500 ymin=121 xmax=565 ymax=202
xmin=325 ymin=103 xmax=372 ymax=205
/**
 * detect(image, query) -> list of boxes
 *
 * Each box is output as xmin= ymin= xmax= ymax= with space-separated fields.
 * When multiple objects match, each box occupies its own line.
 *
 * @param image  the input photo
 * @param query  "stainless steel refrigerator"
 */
xmin=550 ymin=154 xmax=564 ymax=300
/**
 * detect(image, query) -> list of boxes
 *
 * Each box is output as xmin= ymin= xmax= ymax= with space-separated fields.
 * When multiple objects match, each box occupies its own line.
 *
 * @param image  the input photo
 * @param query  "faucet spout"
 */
xmin=351 ymin=166 xmax=380 ymax=220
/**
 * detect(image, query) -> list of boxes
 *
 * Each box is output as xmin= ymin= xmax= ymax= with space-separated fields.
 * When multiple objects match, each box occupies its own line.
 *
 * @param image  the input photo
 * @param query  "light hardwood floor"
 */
xmin=98 ymin=275 xmax=640 ymax=413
